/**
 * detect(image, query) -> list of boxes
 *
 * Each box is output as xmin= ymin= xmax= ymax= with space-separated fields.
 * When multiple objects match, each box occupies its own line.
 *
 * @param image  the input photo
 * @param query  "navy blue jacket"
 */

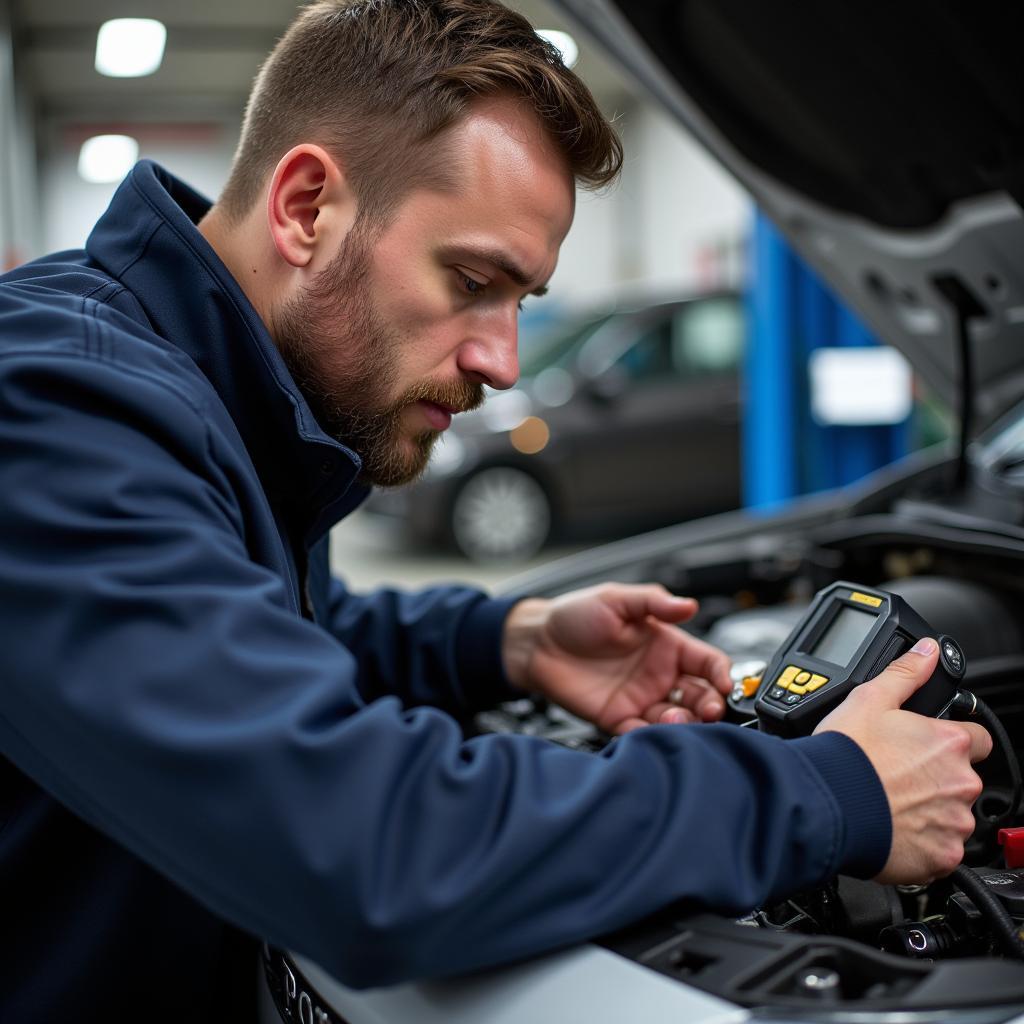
xmin=0 ymin=162 xmax=891 ymax=1021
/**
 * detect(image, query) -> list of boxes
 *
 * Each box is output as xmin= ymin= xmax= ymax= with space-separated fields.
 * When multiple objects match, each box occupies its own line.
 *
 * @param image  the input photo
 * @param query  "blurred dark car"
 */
xmin=364 ymin=291 xmax=745 ymax=561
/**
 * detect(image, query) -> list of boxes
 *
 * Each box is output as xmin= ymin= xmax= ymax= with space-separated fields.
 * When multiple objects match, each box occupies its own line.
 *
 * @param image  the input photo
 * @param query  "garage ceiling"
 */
xmin=13 ymin=0 xmax=634 ymax=125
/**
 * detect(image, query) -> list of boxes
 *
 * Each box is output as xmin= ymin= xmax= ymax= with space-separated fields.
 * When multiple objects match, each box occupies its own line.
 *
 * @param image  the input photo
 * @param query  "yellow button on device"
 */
xmin=806 ymin=674 xmax=829 ymax=692
xmin=788 ymin=684 xmax=808 ymax=695
xmin=779 ymin=665 xmax=799 ymax=684
xmin=794 ymin=670 xmax=812 ymax=685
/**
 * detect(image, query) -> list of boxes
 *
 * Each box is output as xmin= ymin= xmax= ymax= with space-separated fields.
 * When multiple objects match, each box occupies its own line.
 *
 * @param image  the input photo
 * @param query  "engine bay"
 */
xmin=485 ymin=452 xmax=1024 ymax=1014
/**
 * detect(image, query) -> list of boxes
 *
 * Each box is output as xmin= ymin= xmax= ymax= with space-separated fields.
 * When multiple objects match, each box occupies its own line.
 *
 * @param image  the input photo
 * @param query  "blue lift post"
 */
xmin=744 ymin=212 xmax=910 ymax=510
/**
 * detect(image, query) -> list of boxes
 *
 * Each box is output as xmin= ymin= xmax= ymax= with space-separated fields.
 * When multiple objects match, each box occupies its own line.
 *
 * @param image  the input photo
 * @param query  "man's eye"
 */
xmin=456 ymin=269 xmax=524 ymax=311
xmin=458 ymin=271 xmax=486 ymax=297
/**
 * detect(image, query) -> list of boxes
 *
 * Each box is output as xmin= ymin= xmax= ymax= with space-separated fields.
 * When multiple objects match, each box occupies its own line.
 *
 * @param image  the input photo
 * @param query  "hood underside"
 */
xmin=556 ymin=0 xmax=1024 ymax=430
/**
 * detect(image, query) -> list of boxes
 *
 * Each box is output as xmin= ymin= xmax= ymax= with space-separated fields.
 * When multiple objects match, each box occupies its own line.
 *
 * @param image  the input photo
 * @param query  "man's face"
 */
xmin=272 ymin=98 xmax=575 ymax=487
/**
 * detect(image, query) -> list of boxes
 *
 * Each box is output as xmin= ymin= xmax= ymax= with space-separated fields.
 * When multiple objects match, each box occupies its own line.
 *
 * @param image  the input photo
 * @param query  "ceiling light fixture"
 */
xmin=536 ymin=29 xmax=579 ymax=69
xmin=95 ymin=18 xmax=167 ymax=78
xmin=78 ymin=135 xmax=140 ymax=183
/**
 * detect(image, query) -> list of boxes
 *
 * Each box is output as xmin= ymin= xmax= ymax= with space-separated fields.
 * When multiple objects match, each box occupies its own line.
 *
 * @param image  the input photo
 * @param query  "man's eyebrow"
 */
xmin=452 ymin=246 xmax=550 ymax=297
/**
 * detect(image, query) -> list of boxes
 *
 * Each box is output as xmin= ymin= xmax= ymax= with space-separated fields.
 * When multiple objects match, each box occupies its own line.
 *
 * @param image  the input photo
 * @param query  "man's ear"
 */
xmin=266 ymin=145 xmax=357 ymax=269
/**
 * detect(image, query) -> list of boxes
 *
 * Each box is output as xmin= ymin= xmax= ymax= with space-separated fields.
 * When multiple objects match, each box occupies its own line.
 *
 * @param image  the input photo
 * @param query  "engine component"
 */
xmin=880 ymin=920 xmax=964 ymax=959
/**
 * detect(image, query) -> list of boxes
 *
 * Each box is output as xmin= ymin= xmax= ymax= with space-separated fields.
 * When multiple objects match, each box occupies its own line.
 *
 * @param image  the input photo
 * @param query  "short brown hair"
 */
xmin=218 ymin=0 xmax=622 ymax=223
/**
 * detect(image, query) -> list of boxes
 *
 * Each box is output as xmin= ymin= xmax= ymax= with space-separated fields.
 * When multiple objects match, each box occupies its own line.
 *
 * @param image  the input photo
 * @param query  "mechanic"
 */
xmin=0 ymin=1 xmax=991 ymax=1020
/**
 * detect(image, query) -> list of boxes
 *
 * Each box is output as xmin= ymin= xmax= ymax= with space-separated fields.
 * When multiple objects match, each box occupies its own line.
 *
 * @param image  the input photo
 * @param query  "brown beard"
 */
xmin=271 ymin=223 xmax=483 ymax=486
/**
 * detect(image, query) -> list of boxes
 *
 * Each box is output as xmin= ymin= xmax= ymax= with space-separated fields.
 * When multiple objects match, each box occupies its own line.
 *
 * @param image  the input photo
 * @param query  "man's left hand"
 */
xmin=501 ymin=584 xmax=732 ymax=735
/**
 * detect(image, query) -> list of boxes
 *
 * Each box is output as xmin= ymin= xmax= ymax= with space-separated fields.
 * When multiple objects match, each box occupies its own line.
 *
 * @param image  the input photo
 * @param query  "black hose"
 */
xmin=951 ymin=865 xmax=1024 ymax=960
xmin=950 ymin=692 xmax=1023 ymax=824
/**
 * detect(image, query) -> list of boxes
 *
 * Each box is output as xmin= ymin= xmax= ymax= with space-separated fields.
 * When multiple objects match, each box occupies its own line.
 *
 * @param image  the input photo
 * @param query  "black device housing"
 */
xmin=755 ymin=581 xmax=964 ymax=737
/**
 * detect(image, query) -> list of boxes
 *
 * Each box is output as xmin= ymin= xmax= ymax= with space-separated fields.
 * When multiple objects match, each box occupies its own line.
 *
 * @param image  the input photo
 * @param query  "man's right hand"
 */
xmin=814 ymin=637 xmax=992 ymax=884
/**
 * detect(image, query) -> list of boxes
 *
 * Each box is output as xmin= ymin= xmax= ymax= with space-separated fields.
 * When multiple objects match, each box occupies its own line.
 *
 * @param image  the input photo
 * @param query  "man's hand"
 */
xmin=502 ymin=584 xmax=733 ymax=734
xmin=814 ymin=638 xmax=992 ymax=884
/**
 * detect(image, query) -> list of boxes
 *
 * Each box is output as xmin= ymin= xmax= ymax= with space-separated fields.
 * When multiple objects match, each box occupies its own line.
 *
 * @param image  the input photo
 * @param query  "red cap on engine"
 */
xmin=997 ymin=827 xmax=1024 ymax=868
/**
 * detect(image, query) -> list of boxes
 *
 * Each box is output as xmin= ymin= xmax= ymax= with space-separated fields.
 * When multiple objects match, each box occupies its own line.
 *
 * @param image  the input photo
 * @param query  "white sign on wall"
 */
xmin=808 ymin=346 xmax=913 ymax=426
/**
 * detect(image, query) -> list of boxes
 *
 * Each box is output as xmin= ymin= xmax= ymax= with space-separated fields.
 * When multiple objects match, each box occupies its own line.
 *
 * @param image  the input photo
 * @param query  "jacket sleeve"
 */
xmin=0 ymin=349 xmax=892 ymax=989
xmin=322 ymin=574 xmax=525 ymax=714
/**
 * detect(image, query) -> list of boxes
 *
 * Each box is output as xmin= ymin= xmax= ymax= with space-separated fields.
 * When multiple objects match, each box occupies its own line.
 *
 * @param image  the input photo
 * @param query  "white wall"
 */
xmin=40 ymin=125 xmax=238 ymax=255
xmin=543 ymin=100 xmax=751 ymax=309
xmin=630 ymin=103 xmax=752 ymax=291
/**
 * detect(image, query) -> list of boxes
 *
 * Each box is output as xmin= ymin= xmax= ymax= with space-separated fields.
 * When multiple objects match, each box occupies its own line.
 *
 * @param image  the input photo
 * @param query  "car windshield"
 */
xmin=519 ymin=314 xmax=613 ymax=379
xmin=575 ymin=298 xmax=742 ymax=380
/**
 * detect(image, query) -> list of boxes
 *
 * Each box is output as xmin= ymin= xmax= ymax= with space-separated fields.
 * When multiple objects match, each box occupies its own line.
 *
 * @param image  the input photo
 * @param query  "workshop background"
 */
xmin=0 ymin=0 xmax=938 ymax=591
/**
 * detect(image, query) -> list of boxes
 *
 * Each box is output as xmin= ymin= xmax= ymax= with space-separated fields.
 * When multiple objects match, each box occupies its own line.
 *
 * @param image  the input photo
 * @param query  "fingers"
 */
xmin=862 ymin=638 xmax=940 ymax=708
xmin=695 ymin=689 xmax=726 ymax=721
xmin=608 ymin=584 xmax=697 ymax=627
xmin=656 ymin=705 xmax=696 ymax=726
xmin=664 ymin=675 xmax=725 ymax=720
xmin=627 ymin=677 xmax=724 ymax=732
xmin=644 ymin=698 xmax=696 ymax=726
xmin=616 ymin=716 xmax=657 ymax=734
xmin=961 ymin=721 xmax=993 ymax=763
xmin=599 ymin=586 xmax=732 ymax=694
xmin=614 ymin=705 xmax=696 ymax=734
xmin=671 ymin=629 xmax=733 ymax=696
xmin=613 ymin=681 xmax=723 ymax=731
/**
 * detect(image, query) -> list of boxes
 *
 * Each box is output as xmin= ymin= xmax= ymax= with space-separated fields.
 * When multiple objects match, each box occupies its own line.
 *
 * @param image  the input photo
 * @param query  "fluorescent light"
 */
xmin=78 ymin=135 xmax=139 ymax=184
xmin=537 ymin=29 xmax=579 ymax=69
xmin=95 ymin=18 xmax=166 ymax=78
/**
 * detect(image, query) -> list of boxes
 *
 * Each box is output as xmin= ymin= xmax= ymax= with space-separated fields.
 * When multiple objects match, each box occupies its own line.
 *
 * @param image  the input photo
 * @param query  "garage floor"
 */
xmin=330 ymin=508 xmax=585 ymax=593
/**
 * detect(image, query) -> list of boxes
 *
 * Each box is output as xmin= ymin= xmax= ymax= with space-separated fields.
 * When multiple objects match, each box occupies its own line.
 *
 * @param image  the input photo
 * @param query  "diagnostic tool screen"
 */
xmin=811 ymin=605 xmax=876 ymax=666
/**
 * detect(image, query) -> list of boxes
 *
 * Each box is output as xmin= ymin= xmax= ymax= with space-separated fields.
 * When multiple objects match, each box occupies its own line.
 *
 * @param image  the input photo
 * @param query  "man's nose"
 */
xmin=456 ymin=314 xmax=519 ymax=391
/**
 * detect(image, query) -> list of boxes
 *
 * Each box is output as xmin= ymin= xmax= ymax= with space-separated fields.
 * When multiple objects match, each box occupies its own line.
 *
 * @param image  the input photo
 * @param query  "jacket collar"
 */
xmin=85 ymin=160 xmax=368 ymax=546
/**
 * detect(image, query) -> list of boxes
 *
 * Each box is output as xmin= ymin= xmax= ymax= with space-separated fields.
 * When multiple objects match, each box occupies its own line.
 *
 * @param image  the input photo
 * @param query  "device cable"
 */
xmin=950 ymin=691 xmax=1023 ymax=825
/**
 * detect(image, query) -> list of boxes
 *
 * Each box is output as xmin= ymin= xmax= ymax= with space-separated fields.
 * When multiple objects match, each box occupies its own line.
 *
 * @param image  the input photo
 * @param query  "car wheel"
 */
xmin=450 ymin=466 xmax=551 ymax=562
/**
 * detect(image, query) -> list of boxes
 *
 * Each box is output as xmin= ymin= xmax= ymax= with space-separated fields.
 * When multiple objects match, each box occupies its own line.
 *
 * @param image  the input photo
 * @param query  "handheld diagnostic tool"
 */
xmin=755 ymin=581 xmax=966 ymax=737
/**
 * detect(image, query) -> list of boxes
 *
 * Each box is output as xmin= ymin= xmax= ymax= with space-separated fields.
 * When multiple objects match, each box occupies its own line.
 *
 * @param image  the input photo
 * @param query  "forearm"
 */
xmin=326 ymin=576 xmax=526 ymax=712
xmin=4 ymin=675 xmax=886 ymax=990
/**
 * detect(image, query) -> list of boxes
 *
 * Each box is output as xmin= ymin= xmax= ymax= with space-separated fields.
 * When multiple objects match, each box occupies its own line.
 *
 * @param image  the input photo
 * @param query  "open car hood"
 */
xmin=554 ymin=0 xmax=1024 ymax=431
